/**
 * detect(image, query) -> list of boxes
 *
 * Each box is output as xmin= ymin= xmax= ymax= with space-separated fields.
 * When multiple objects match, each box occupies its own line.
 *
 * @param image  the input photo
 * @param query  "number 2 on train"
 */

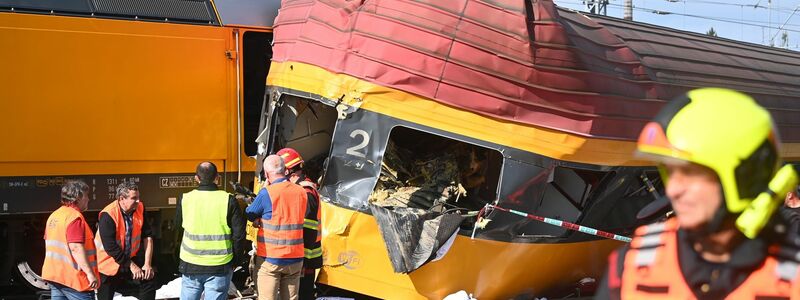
xmin=346 ymin=129 xmax=369 ymax=158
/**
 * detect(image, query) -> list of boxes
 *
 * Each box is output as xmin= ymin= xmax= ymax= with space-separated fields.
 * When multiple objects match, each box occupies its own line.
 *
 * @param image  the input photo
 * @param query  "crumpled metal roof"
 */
xmin=271 ymin=0 xmax=800 ymax=142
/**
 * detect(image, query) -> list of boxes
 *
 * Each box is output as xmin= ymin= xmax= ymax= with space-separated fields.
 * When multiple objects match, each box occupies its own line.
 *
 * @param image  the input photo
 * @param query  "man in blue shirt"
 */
xmin=246 ymin=155 xmax=307 ymax=300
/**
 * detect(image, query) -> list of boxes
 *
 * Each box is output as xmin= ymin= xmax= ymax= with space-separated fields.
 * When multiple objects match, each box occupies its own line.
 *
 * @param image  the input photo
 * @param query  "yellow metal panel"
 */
xmin=318 ymin=201 xmax=621 ymax=299
xmin=267 ymin=61 xmax=800 ymax=165
xmin=319 ymin=201 xmax=427 ymax=300
xmin=0 ymin=160 xmax=221 ymax=177
xmin=267 ymin=61 xmax=650 ymax=166
xmin=0 ymin=13 xmax=243 ymax=175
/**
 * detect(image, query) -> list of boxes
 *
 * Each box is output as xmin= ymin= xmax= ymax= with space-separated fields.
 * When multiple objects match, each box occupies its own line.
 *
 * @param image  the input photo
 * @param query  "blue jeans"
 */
xmin=48 ymin=282 xmax=94 ymax=300
xmin=181 ymin=271 xmax=233 ymax=300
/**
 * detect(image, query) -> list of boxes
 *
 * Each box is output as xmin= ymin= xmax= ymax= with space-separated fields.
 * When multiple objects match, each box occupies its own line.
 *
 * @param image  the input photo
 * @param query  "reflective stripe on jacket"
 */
xmin=179 ymin=190 xmax=233 ymax=266
xmin=621 ymin=218 xmax=800 ymax=299
xmin=300 ymin=180 xmax=322 ymax=266
xmin=42 ymin=206 xmax=100 ymax=291
xmin=95 ymin=201 xmax=143 ymax=276
xmin=256 ymin=181 xmax=307 ymax=259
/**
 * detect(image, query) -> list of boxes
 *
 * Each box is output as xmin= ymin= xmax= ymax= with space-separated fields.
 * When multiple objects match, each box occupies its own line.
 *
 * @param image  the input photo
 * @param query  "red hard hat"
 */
xmin=276 ymin=148 xmax=304 ymax=169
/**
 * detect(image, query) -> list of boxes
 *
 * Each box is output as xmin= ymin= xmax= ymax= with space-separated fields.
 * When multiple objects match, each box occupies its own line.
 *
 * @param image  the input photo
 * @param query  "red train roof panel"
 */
xmin=271 ymin=0 xmax=800 ymax=142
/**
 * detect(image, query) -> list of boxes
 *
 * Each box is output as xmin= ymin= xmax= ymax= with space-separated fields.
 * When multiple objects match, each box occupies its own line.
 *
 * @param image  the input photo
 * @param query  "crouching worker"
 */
xmin=96 ymin=182 xmax=157 ymax=300
xmin=597 ymin=88 xmax=800 ymax=299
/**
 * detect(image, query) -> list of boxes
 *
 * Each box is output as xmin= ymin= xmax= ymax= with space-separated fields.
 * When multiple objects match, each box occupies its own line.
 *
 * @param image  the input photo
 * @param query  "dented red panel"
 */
xmin=272 ymin=0 xmax=800 ymax=141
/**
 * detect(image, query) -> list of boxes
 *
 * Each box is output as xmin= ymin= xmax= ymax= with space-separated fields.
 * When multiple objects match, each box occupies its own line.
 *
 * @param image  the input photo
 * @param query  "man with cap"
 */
xmin=276 ymin=148 xmax=322 ymax=300
xmin=596 ymin=88 xmax=800 ymax=299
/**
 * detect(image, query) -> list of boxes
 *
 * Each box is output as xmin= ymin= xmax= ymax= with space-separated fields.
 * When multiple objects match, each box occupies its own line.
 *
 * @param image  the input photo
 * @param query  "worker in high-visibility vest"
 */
xmin=246 ymin=155 xmax=308 ymax=300
xmin=42 ymin=180 xmax=100 ymax=300
xmin=277 ymin=148 xmax=321 ymax=300
xmin=95 ymin=182 xmax=157 ymax=300
xmin=177 ymin=161 xmax=246 ymax=300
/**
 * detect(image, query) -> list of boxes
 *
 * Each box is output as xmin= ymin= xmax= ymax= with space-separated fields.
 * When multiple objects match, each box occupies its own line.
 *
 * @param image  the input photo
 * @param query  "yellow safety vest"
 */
xmin=179 ymin=190 xmax=233 ymax=266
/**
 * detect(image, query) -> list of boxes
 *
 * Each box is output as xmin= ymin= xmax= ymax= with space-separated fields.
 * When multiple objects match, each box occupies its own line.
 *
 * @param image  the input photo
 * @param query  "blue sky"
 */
xmin=553 ymin=0 xmax=800 ymax=51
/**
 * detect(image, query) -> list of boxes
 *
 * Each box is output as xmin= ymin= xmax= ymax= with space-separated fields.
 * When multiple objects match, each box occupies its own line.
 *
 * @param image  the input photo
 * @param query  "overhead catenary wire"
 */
xmin=559 ymin=0 xmax=800 ymax=49
xmin=770 ymin=5 xmax=800 ymax=43
xmin=571 ymin=0 xmax=800 ymax=12
xmin=625 ymin=3 xmax=800 ymax=34
xmin=675 ymin=0 xmax=800 ymax=12
xmin=556 ymin=0 xmax=800 ymax=33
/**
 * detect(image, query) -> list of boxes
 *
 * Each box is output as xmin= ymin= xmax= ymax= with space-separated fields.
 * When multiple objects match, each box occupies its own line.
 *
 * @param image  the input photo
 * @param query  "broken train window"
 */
xmin=368 ymin=126 xmax=503 ymax=213
xmin=478 ymin=159 xmax=662 ymax=243
xmin=271 ymin=95 xmax=337 ymax=182
xmin=256 ymin=93 xmax=338 ymax=182
xmin=472 ymin=159 xmax=608 ymax=242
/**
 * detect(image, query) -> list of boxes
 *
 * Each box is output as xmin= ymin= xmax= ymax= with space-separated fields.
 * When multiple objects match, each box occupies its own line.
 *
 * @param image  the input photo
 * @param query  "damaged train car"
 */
xmin=256 ymin=0 xmax=800 ymax=298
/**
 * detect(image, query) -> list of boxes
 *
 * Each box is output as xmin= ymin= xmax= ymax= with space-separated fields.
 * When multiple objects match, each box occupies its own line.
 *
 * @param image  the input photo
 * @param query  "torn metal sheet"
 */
xmin=369 ymin=205 xmax=465 ymax=273
xmin=320 ymin=109 xmax=390 ymax=210
xmin=335 ymin=99 xmax=363 ymax=120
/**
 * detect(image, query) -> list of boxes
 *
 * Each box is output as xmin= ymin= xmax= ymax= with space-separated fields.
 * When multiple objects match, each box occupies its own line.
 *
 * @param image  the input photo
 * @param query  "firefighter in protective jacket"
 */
xmin=597 ymin=88 xmax=800 ymax=299
xmin=277 ymin=148 xmax=322 ymax=300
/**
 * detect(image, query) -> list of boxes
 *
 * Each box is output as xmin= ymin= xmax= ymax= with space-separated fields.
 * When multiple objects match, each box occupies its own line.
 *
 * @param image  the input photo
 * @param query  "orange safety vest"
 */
xmin=256 ymin=180 xmax=307 ymax=259
xmin=95 ymin=201 xmax=144 ymax=276
xmin=620 ymin=218 xmax=800 ymax=299
xmin=42 ymin=206 xmax=100 ymax=291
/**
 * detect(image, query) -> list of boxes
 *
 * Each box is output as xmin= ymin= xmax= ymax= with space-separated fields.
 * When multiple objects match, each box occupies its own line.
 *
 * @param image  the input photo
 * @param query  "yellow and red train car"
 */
xmin=259 ymin=0 xmax=800 ymax=299
xmin=0 ymin=0 xmax=275 ymax=290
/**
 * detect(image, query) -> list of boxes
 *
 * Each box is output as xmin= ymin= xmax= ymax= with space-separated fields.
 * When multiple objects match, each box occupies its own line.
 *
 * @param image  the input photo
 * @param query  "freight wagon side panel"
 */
xmin=0 ymin=12 xmax=235 ymax=213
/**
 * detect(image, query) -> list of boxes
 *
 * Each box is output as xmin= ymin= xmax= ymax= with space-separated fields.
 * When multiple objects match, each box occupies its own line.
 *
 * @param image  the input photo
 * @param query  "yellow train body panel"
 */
xmin=266 ymin=61 xmax=650 ymax=167
xmin=319 ymin=201 xmax=621 ymax=299
xmin=266 ymin=61 xmax=800 ymax=165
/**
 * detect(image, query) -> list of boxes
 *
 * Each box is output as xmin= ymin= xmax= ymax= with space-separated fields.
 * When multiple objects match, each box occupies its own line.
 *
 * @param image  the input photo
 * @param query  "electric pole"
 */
xmin=624 ymin=0 xmax=633 ymax=20
xmin=586 ymin=0 xmax=610 ymax=15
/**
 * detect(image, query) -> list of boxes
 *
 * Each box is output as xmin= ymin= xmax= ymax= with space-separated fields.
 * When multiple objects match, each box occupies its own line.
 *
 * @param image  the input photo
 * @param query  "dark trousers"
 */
xmin=298 ymin=268 xmax=316 ymax=300
xmin=96 ymin=271 xmax=158 ymax=300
